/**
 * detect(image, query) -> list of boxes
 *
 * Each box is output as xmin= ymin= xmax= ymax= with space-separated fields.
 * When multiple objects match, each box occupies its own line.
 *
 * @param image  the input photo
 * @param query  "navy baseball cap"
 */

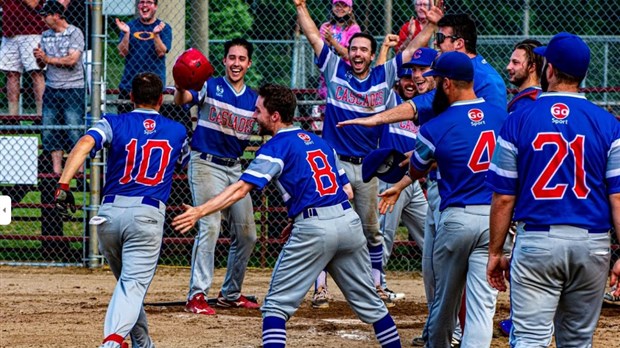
xmin=422 ymin=51 xmax=474 ymax=82
xmin=534 ymin=32 xmax=590 ymax=79
xmin=362 ymin=148 xmax=407 ymax=184
xmin=402 ymin=47 xmax=439 ymax=68
xmin=39 ymin=0 xmax=65 ymax=16
xmin=398 ymin=68 xmax=413 ymax=78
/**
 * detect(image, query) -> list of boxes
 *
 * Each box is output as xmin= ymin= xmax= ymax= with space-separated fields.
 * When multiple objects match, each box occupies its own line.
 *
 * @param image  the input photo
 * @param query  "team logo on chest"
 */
xmin=143 ymin=119 xmax=156 ymax=134
xmin=551 ymin=103 xmax=569 ymax=124
xmin=468 ymin=108 xmax=485 ymax=126
xmin=297 ymin=132 xmax=314 ymax=145
xmin=216 ymin=85 xmax=224 ymax=97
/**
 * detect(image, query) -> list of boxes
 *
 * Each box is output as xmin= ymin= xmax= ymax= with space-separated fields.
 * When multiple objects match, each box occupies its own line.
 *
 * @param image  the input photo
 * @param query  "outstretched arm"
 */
xmin=293 ymin=0 xmax=325 ymax=57
xmin=337 ymin=99 xmax=417 ymax=128
xmin=172 ymin=180 xmax=255 ymax=233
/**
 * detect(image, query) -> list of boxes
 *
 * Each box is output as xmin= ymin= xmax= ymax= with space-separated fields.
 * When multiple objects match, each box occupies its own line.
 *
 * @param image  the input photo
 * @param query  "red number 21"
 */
xmin=120 ymin=139 xmax=173 ymax=186
xmin=531 ymin=133 xmax=589 ymax=199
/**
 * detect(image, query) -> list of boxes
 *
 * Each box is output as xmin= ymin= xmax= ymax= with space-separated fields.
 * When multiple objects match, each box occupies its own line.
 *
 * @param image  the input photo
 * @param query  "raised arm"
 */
xmin=293 ymin=0 xmax=325 ymax=57
xmin=375 ymin=34 xmax=398 ymax=66
xmin=400 ymin=5 xmax=442 ymax=62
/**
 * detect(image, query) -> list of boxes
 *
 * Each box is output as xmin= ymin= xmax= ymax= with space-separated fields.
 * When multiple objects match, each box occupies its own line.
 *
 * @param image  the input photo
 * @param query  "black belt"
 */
xmin=302 ymin=201 xmax=352 ymax=219
xmin=199 ymin=153 xmax=239 ymax=167
xmin=338 ymin=155 xmax=364 ymax=165
xmin=523 ymin=224 xmax=609 ymax=234
xmin=102 ymin=195 xmax=161 ymax=209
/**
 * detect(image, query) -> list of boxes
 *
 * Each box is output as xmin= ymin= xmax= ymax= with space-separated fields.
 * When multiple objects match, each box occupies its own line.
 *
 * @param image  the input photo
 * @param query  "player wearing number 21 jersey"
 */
xmin=172 ymin=84 xmax=401 ymax=348
xmin=486 ymin=33 xmax=620 ymax=347
xmin=56 ymin=73 xmax=189 ymax=348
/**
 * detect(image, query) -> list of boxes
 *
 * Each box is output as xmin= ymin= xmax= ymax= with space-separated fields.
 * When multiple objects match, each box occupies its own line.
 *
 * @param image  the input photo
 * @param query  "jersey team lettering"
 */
xmin=207 ymin=106 xmax=255 ymax=134
xmin=334 ymin=86 xmax=385 ymax=108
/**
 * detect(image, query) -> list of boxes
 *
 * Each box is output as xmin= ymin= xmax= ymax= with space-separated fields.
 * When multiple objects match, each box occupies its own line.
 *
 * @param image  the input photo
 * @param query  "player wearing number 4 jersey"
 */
xmin=54 ymin=73 xmax=190 ymax=348
xmin=173 ymin=84 xmax=401 ymax=348
xmin=380 ymin=52 xmax=507 ymax=348
xmin=486 ymin=32 xmax=620 ymax=347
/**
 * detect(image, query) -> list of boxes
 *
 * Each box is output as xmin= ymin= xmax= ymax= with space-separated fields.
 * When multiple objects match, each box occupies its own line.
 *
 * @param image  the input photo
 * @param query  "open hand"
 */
xmin=153 ymin=21 xmax=166 ymax=35
xmin=487 ymin=254 xmax=510 ymax=292
xmin=115 ymin=18 xmax=130 ymax=33
xmin=171 ymin=204 xmax=201 ymax=234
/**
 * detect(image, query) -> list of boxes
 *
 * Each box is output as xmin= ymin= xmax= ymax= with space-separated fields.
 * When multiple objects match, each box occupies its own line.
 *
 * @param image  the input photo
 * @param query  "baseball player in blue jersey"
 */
xmin=294 ymin=0 xmax=443 ymax=306
xmin=173 ymin=84 xmax=402 ymax=348
xmin=498 ymin=38 xmax=543 ymax=337
xmin=338 ymin=12 xmax=507 ymax=129
xmin=375 ymin=48 xmax=438 ymax=301
xmin=54 ymin=73 xmax=190 ymax=348
xmin=486 ymin=32 xmax=620 ymax=347
xmin=174 ymin=38 xmax=259 ymax=315
xmin=380 ymin=52 xmax=507 ymax=348
xmin=506 ymin=39 xmax=543 ymax=114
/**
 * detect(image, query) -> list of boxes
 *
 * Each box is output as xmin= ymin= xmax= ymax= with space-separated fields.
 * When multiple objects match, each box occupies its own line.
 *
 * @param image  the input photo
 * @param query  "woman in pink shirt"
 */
xmin=317 ymin=0 xmax=361 ymax=100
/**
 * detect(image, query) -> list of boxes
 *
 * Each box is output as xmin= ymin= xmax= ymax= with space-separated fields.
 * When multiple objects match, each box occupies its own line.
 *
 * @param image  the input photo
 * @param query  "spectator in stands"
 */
xmin=61 ymin=0 xmax=98 ymax=95
xmin=394 ymin=0 xmax=431 ymax=52
xmin=33 ymin=0 xmax=84 ymax=175
xmin=115 ymin=0 xmax=171 ymax=114
xmin=0 ymin=0 xmax=47 ymax=116
xmin=317 ymin=0 xmax=361 ymax=102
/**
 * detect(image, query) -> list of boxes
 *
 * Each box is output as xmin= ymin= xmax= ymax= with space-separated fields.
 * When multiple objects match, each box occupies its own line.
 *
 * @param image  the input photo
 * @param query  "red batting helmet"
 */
xmin=173 ymin=48 xmax=214 ymax=91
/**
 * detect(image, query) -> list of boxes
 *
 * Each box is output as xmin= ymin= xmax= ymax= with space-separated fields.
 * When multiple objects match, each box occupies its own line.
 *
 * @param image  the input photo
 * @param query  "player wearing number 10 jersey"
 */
xmin=57 ymin=73 xmax=190 ymax=348
xmin=486 ymin=33 xmax=620 ymax=347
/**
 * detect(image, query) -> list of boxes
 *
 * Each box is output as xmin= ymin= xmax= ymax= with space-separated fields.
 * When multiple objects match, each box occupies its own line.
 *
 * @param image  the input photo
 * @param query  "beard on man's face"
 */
xmin=432 ymin=80 xmax=451 ymax=116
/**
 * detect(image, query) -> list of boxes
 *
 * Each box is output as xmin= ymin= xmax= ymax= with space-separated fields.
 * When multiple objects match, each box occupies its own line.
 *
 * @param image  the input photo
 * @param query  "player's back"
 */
xmin=422 ymin=98 xmax=507 ymax=210
xmin=94 ymin=109 xmax=189 ymax=203
xmin=500 ymin=92 xmax=620 ymax=230
xmin=244 ymin=127 xmax=349 ymax=218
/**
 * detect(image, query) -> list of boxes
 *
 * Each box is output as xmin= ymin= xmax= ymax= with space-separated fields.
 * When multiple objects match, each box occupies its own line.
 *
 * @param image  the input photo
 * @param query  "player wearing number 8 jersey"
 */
xmin=173 ymin=84 xmax=401 ymax=348
xmin=486 ymin=32 xmax=620 ymax=347
xmin=380 ymin=52 xmax=507 ymax=348
xmin=55 ymin=72 xmax=190 ymax=348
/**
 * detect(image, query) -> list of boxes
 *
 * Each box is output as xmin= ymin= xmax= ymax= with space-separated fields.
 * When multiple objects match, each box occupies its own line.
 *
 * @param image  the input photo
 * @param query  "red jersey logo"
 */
xmin=468 ymin=108 xmax=484 ymax=123
xmin=297 ymin=132 xmax=312 ymax=142
xmin=551 ymin=103 xmax=569 ymax=119
xmin=143 ymin=119 xmax=156 ymax=133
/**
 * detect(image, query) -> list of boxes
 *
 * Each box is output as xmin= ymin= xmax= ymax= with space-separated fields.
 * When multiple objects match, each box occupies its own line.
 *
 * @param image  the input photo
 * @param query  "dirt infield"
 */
xmin=1 ymin=266 xmax=618 ymax=347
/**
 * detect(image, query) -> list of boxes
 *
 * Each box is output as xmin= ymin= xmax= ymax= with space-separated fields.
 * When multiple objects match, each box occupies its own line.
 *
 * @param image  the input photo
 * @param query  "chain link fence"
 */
xmin=1 ymin=0 xmax=619 ymax=269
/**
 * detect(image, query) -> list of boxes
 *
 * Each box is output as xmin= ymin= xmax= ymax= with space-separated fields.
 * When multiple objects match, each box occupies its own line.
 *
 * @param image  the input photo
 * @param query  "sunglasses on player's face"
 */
xmin=436 ymin=32 xmax=461 ymax=44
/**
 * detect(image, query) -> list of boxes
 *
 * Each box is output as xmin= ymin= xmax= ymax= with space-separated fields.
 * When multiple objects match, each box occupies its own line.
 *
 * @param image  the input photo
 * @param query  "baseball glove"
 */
xmin=54 ymin=183 xmax=76 ymax=217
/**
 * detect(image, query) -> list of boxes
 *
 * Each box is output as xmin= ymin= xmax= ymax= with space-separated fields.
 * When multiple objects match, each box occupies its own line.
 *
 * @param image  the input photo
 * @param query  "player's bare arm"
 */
xmin=375 ymin=34 xmax=399 ymax=66
xmin=487 ymin=192 xmax=516 ymax=292
xmin=293 ymin=0 xmax=325 ymax=57
xmin=59 ymin=135 xmax=96 ymax=186
xmin=343 ymin=183 xmax=354 ymax=200
xmin=378 ymin=175 xmax=413 ymax=214
xmin=173 ymin=87 xmax=193 ymax=105
xmin=172 ymin=180 xmax=254 ymax=234
xmin=337 ymin=100 xmax=417 ymax=128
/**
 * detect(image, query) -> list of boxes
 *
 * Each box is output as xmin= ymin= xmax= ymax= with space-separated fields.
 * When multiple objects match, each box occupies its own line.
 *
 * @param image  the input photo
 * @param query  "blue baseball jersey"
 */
xmin=507 ymin=86 xmax=542 ymax=114
xmin=411 ymin=98 xmax=508 ymax=211
xmin=415 ymin=54 xmax=507 ymax=125
xmin=118 ymin=19 xmax=172 ymax=91
xmin=487 ymin=92 xmax=620 ymax=230
xmin=187 ymin=76 xmax=257 ymax=158
xmin=240 ymin=126 xmax=350 ymax=218
xmin=86 ymin=109 xmax=190 ymax=203
xmin=315 ymin=43 xmax=402 ymax=157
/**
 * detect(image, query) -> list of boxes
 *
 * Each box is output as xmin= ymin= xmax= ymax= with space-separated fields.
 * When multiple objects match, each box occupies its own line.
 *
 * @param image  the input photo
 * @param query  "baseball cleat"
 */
xmin=411 ymin=335 xmax=425 ymax=346
xmin=383 ymin=287 xmax=405 ymax=301
xmin=499 ymin=319 xmax=512 ymax=337
xmin=376 ymin=285 xmax=395 ymax=308
xmin=311 ymin=286 xmax=330 ymax=309
xmin=185 ymin=293 xmax=216 ymax=315
xmin=603 ymin=287 xmax=620 ymax=306
xmin=216 ymin=292 xmax=260 ymax=309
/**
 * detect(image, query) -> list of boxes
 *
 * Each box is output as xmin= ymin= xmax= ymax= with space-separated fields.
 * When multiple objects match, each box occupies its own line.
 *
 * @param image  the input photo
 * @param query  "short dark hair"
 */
xmin=514 ymin=39 xmax=544 ymax=79
xmin=224 ymin=37 xmax=254 ymax=60
xmin=258 ymin=84 xmax=297 ymax=124
xmin=553 ymin=66 xmax=583 ymax=86
xmin=131 ymin=72 xmax=163 ymax=106
xmin=348 ymin=32 xmax=378 ymax=55
xmin=438 ymin=14 xmax=477 ymax=54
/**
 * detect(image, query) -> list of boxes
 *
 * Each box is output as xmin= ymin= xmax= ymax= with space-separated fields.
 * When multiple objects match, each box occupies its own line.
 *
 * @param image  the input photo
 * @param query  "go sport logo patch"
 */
xmin=468 ymin=108 xmax=485 ymax=126
xmin=143 ymin=119 xmax=157 ymax=134
xmin=297 ymin=132 xmax=314 ymax=145
xmin=551 ymin=103 xmax=569 ymax=124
